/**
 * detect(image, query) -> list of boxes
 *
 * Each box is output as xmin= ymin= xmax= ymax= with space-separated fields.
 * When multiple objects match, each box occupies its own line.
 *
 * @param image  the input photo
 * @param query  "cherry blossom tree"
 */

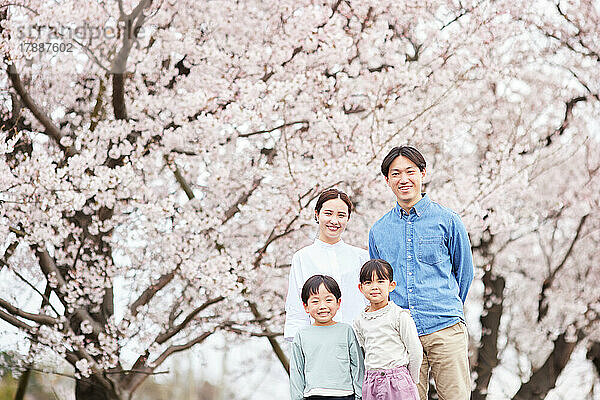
xmin=1 ymin=0 xmax=599 ymax=399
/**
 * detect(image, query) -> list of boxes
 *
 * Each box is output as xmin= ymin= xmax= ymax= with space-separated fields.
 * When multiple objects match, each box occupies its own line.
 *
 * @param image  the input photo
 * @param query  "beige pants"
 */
xmin=417 ymin=322 xmax=471 ymax=400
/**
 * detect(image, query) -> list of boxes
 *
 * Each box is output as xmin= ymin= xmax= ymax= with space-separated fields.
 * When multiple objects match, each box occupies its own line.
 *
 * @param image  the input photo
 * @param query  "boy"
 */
xmin=289 ymin=274 xmax=364 ymax=400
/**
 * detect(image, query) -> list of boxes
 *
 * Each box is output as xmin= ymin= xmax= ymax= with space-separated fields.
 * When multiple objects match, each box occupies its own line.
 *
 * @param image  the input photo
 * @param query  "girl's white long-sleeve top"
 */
xmin=284 ymin=239 xmax=369 ymax=341
xmin=352 ymin=302 xmax=423 ymax=383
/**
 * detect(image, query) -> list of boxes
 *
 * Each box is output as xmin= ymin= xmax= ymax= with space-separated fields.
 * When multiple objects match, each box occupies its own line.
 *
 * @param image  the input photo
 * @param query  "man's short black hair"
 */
xmin=301 ymin=275 xmax=342 ymax=304
xmin=359 ymin=259 xmax=394 ymax=283
xmin=381 ymin=146 xmax=426 ymax=177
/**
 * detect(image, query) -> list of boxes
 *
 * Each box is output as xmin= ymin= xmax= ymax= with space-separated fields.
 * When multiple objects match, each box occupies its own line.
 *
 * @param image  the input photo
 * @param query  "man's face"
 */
xmin=386 ymin=155 xmax=426 ymax=208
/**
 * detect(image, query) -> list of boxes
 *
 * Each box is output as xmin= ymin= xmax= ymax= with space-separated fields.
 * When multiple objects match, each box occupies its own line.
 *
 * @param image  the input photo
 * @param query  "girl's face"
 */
xmin=316 ymin=198 xmax=349 ymax=244
xmin=358 ymin=271 xmax=396 ymax=311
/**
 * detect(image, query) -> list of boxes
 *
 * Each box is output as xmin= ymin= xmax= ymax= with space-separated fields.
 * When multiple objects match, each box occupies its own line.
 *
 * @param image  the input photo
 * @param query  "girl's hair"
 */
xmin=314 ymin=188 xmax=352 ymax=218
xmin=301 ymin=275 xmax=342 ymax=305
xmin=359 ymin=259 xmax=394 ymax=283
xmin=381 ymin=146 xmax=426 ymax=177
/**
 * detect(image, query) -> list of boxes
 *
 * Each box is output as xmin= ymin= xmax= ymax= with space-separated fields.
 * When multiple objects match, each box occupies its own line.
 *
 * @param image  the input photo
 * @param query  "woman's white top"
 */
xmin=284 ymin=239 xmax=369 ymax=341
xmin=352 ymin=302 xmax=423 ymax=383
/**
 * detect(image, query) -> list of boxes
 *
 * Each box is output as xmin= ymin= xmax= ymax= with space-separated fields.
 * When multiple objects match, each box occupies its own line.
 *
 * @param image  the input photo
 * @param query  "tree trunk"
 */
xmin=76 ymin=378 xmax=121 ymax=400
xmin=473 ymin=270 xmax=505 ymax=400
xmin=511 ymin=331 xmax=581 ymax=400
xmin=587 ymin=342 xmax=600 ymax=376
xmin=14 ymin=368 xmax=31 ymax=400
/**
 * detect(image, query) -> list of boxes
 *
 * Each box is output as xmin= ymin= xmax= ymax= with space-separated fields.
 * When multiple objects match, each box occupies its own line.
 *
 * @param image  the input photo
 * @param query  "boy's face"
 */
xmin=303 ymin=283 xmax=341 ymax=326
xmin=358 ymin=272 xmax=396 ymax=307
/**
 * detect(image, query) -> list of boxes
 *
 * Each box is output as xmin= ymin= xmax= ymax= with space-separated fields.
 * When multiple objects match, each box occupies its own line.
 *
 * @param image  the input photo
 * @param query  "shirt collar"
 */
xmin=394 ymin=193 xmax=431 ymax=217
xmin=361 ymin=303 xmax=391 ymax=319
xmin=314 ymin=238 xmax=345 ymax=248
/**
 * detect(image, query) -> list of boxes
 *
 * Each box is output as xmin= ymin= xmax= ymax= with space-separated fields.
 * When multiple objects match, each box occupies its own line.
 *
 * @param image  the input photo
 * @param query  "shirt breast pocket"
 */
xmin=418 ymin=236 xmax=447 ymax=265
xmin=335 ymin=342 xmax=349 ymax=361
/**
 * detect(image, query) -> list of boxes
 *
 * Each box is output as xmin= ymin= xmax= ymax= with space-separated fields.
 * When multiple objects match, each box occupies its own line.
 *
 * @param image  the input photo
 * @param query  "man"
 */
xmin=368 ymin=146 xmax=474 ymax=400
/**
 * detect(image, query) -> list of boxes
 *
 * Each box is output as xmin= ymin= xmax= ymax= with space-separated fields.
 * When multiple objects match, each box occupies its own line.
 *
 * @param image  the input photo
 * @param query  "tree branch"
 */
xmin=6 ymin=66 xmax=76 ymax=156
xmin=512 ymin=328 xmax=584 ymax=399
xmin=90 ymin=78 xmax=107 ymax=132
xmin=238 ymin=120 xmax=309 ymax=138
xmin=538 ymin=214 xmax=588 ymax=321
xmin=122 ymin=329 xmax=214 ymax=393
xmin=440 ymin=0 xmax=484 ymax=31
xmin=164 ymin=155 xmax=195 ymax=200
xmin=130 ymin=270 xmax=176 ymax=317
xmin=35 ymin=247 xmax=68 ymax=305
xmin=7 ymin=266 xmax=61 ymax=317
xmin=587 ymin=342 xmax=600 ymax=376
xmin=154 ymin=330 xmax=214 ymax=367
xmin=0 ymin=297 xmax=57 ymax=326
xmin=248 ymin=302 xmax=289 ymax=374
xmin=253 ymin=214 xmax=300 ymax=268
xmin=34 ymin=247 xmax=104 ymax=335
xmin=369 ymin=79 xmax=461 ymax=164
xmin=221 ymin=324 xmax=283 ymax=338
xmin=0 ymin=240 xmax=19 ymax=271
xmin=111 ymin=0 xmax=153 ymax=120
xmin=0 ymin=307 xmax=35 ymax=332
xmin=223 ymin=177 xmax=262 ymax=224
xmin=155 ymin=296 xmax=225 ymax=344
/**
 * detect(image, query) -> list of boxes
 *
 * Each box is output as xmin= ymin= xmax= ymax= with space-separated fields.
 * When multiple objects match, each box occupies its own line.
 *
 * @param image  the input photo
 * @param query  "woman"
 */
xmin=284 ymin=188 xmax=369 ymax=341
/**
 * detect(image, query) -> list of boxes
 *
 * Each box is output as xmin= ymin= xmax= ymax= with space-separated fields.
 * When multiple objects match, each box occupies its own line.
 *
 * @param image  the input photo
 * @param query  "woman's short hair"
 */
xmin=359 ymin=259 xmax=394 ymax=283
xmin=315 ymin=188 xmax=352 ymax=217
xmin=301 ymin=274 xmax=342 ymax=304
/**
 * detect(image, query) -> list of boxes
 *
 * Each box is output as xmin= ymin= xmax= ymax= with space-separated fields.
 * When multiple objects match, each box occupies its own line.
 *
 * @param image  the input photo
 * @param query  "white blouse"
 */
xmin=284 ymin=239 xmax=369 ymax=341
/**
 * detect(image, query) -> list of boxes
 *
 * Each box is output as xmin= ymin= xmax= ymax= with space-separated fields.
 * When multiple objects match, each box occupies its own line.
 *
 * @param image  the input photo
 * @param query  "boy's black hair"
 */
xmin=301 ymin=274 xmax=342 ymax=305
xmin=381 ymin=146 xmax=426 ymax=177
xmin=359 ymin=259 xmax=394 ymax=283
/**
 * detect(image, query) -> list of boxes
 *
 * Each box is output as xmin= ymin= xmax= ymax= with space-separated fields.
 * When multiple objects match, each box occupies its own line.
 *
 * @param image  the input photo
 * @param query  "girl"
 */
xmin=284 ymin=188 xmax=369 ymax=341
xmin=353 ymin=259 xmax=422 ymax=400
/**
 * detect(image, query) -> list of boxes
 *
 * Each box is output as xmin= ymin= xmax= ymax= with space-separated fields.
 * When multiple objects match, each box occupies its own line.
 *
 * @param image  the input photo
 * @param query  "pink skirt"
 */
xmin=363 ymin=365 xmax=419 ymax=400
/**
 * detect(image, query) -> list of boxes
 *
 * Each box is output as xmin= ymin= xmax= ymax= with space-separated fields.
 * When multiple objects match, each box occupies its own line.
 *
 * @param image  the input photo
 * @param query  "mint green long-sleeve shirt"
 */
xmin=289 ymin=323 xmax=364 ymax=400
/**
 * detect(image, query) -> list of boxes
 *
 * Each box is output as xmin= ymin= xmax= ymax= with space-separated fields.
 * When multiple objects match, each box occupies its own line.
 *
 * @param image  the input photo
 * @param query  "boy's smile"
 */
xmin=303 ymin=283 xmax=341 ymax=326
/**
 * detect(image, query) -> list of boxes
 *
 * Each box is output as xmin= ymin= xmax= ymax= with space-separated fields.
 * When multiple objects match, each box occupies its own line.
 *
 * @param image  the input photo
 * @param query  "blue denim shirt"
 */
xmin=368 ymin=194 xmax=474 ymax=336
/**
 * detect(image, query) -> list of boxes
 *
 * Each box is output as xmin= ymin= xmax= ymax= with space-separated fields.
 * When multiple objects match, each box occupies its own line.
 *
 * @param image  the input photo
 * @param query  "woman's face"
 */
xmin=316 ymin=198 xmax=350 ymax=244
